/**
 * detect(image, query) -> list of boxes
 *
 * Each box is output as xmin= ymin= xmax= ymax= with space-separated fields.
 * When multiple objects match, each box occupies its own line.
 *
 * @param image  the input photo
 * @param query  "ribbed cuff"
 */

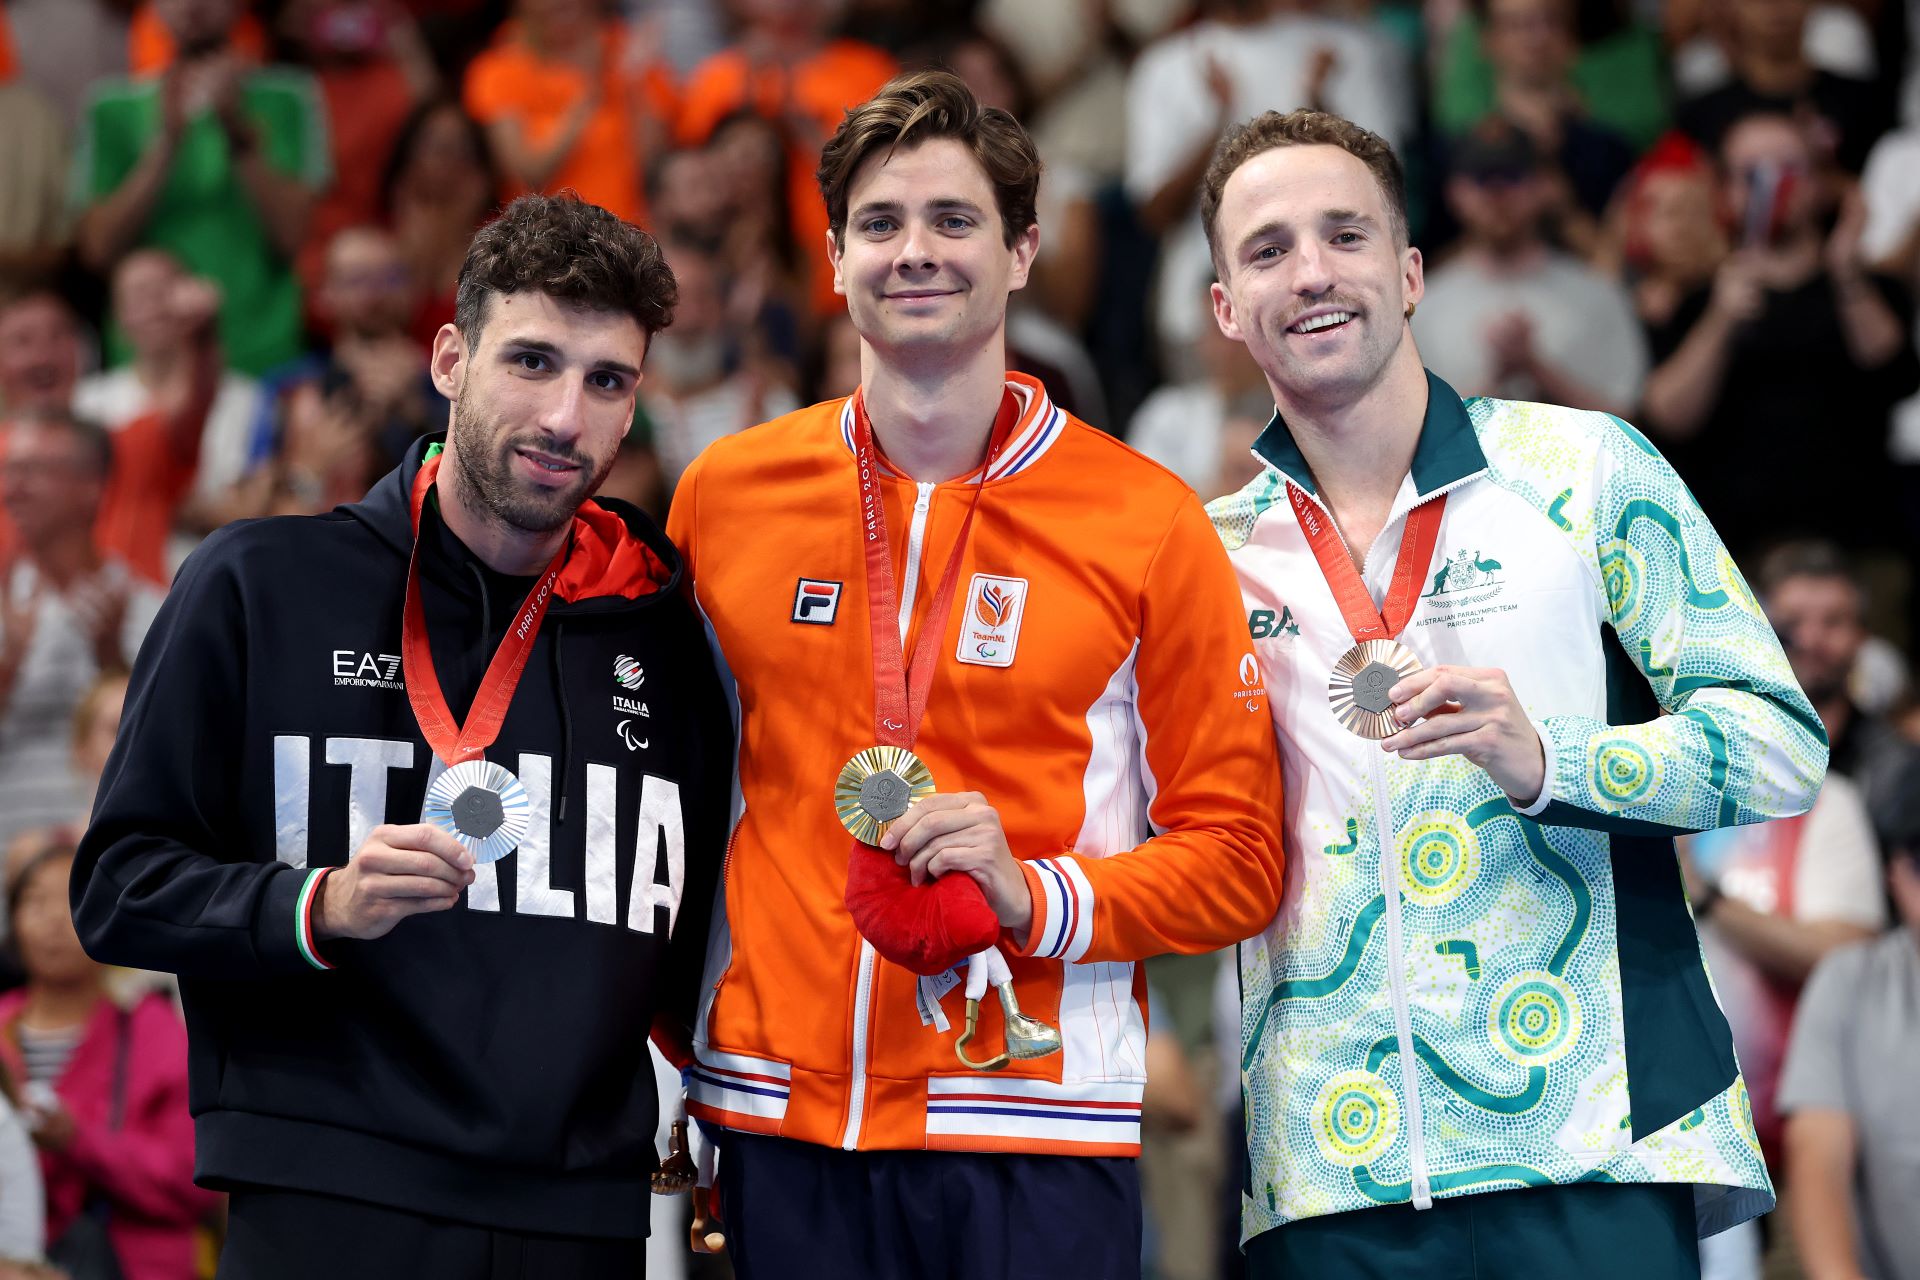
xmin=1024 ymin=855 xmax=1095 ymax=962
xmin=1510 ymin=719 xmax=1557 ymax=817
xmin=295 ymin=867 xmax=338 ymax=971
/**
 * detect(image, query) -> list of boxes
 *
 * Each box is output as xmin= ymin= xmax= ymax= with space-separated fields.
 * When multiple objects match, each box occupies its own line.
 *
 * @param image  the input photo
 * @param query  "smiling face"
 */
xmin=430 ymin=291 xmax=644 ymax=536
xmin=1209 ymin=144 xmax=1423 ymax=409
xmin=0 ymin=293 xmax=81 ymax=413
xmin=826 ymin=136 xmax=1038 ymax=369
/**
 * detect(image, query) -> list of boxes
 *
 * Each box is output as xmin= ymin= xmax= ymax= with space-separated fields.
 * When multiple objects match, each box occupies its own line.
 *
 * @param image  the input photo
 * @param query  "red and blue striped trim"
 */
xmin=687 ymin=1048 xmax=791 ymax=1123
xmin=1031 ymin=856 xmax=1094 ymax=961
xmin=837 ymin=380 xmax=1064 ymax=481
xmin=926 ymin=1076 xmax=1143 ymax=1150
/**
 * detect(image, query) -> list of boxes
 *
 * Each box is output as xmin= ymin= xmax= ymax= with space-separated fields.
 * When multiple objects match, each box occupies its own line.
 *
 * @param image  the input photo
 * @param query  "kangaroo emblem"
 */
xmin=1425 ymin=550 xmax=1503 ymax=596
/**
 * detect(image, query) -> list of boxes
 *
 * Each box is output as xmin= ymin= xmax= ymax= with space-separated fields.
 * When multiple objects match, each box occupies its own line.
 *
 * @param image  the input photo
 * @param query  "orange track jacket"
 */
xmin=667 ymin=374 xmax=1285 ymax=1156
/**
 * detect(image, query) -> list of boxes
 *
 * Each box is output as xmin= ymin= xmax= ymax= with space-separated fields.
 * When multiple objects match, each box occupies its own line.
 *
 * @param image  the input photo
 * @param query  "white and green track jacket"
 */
xmin=1208 ymin=373 xmax=1827 ymax=1245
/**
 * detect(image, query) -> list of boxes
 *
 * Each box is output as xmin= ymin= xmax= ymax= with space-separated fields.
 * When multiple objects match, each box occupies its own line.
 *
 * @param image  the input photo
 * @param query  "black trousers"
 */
xmin=714 ymin=1128 xmax=1142 ymax=1280
xmin=216 ymin=1186 xmax=648 ymax=1280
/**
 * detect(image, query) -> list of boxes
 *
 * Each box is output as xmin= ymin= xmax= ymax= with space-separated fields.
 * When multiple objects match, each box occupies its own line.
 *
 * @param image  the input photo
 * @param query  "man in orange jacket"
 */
xmin=666 ymin=70 xmax=1286 ymax=1278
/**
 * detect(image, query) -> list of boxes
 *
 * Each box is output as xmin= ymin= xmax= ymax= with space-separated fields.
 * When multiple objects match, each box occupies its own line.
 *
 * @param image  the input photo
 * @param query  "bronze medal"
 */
xmin=1329 ymin=639 xmax=1423 ymax=739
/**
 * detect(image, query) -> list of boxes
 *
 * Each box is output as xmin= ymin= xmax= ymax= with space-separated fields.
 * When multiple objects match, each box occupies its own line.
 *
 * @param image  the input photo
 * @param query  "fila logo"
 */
xmin=333 ymin=650 xmax=403 ymax=691
xmin=793 ymin=578 xmax=842 ymax=625
xmin=956 ymin=574 xmax=1028 ymax=668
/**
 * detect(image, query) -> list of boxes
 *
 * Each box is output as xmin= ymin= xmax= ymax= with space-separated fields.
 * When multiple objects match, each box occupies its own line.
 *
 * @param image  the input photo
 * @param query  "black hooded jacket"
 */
xmin=71 ymin=437 xmax=732 ymax=1238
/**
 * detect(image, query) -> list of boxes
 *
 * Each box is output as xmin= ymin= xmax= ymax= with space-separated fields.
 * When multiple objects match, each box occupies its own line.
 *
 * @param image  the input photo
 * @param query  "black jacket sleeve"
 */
xmin=72 ymin=528 xmax=328 ymax=980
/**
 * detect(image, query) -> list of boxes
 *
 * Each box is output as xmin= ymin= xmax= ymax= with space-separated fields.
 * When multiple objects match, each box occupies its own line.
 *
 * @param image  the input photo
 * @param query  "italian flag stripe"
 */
xmin=296 ymin=867 xmax=336 ymax=971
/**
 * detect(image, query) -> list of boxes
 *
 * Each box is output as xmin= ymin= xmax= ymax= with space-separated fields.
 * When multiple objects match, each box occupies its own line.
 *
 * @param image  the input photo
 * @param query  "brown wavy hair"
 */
xmin=816 ymin=69 xmax=1041 ymax=249
xmin=454 ymin=193 xmax=678 ymax=346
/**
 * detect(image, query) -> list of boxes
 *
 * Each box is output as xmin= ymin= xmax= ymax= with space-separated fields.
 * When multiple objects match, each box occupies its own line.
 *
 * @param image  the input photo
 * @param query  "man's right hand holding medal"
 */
xmin=313 ymin=823 xmax=478 ymax=942
xmin=879 ymin=793 xmax=1033 ymax=949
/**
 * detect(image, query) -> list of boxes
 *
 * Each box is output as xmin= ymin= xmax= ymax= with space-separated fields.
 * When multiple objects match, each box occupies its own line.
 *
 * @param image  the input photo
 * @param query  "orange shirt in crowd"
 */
xmin=463 ymin=21 xmax=675 ymax=229
xmin=128 ymin=2 xmax=269 ymax=74
xmin=675 ymin=39 xmax=898 ymax=315
xmin=94 ymin=409 xmax=197 ymax=586
xmin=298 ymin=58 xmax=420 ymax=303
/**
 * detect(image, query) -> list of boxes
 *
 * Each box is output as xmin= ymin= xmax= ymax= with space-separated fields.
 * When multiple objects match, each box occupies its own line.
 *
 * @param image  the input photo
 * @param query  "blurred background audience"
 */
xmin=2 ymin=0 xmax=1918 ymax=1276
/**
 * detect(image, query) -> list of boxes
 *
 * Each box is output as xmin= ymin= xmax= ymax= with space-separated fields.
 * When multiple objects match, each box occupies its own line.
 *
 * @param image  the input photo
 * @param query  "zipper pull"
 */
xmin=914 ymin=482 xmax=933 ymax=514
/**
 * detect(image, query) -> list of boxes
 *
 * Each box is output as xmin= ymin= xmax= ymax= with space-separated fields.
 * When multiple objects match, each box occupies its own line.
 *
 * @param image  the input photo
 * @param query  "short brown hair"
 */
xmin=1201 ymin=110 xmax=1409 ymax=270
xmin=1756 ymin=539 xmax=1864 ymax=605
xmin=454 ymin=193 xmax=677 ymax=346
xmin=817 ymin=70 xmax=1040 ymax=248
xmin=7 ymin=406 xmax=112 ymax=478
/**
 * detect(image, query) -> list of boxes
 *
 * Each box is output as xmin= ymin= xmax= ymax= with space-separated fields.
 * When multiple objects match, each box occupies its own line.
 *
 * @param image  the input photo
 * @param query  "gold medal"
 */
xmin=835 ymin=746 xmax=936 ymax=845
xmin=1329 ymin=639 xmax=1422 ymax=739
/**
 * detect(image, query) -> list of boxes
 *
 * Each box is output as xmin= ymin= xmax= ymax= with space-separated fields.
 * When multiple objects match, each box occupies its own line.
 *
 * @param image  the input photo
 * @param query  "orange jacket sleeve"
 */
xmin=1016 ymin=492 xmax=1285 ymax=964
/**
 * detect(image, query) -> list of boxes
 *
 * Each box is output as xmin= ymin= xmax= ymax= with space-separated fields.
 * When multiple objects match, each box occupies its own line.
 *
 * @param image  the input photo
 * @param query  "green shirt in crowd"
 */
xmin=72 ymin=68 xmax=330 ymax=377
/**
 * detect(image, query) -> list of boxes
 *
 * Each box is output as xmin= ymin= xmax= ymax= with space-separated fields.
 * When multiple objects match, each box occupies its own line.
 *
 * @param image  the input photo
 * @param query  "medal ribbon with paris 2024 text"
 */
xmin=853 ymin=388 xmax=1015 ymax=757
xmin=1286 ymin=482 xmax=1446 ymax=644
xmin=401 ymin=452 xmax=568 ymax=768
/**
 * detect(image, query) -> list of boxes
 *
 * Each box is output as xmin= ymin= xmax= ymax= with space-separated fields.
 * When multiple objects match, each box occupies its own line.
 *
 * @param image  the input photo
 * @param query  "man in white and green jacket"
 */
xmin=1199 ymin=109 xmax=1827 ymax=1278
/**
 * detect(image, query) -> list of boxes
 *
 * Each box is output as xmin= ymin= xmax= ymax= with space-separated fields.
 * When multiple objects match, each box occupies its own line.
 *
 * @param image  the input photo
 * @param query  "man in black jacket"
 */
xmin=71 ymin=194 xmax=733 ymax=1278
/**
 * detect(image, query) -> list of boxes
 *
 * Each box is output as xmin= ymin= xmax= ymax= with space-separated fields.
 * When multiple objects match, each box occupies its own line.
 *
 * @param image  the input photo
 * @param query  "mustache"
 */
xmin=503 ymin=435 xmax=590 ymax=468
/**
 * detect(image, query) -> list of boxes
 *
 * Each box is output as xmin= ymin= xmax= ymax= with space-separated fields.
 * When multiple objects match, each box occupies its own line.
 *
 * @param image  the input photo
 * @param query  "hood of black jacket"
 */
xmin=341 ymin=434 xmax=683 ymax=615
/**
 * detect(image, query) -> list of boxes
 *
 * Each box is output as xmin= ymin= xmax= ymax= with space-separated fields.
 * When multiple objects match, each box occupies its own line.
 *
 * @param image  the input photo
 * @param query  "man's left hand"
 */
xmin=1381 ymin=665 xmax=1547 ymax=806
xmin=880 ymin=793 xmax=1032 ymax=937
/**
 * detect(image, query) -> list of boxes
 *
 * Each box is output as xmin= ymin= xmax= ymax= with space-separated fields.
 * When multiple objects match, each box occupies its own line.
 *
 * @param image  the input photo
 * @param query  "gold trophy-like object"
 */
xmin=955 ymin=948 xmax=1062 ymax=1071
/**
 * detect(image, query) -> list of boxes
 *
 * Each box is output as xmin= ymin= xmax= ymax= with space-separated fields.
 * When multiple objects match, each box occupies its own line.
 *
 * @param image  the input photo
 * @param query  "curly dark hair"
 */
xmin=1201 ymin=110 xmax=1409 ymax=271
xmin=453 ymin=193 xmax=678 ymax=346
xmin=816 ymin=69 xmax=1040 ymax=249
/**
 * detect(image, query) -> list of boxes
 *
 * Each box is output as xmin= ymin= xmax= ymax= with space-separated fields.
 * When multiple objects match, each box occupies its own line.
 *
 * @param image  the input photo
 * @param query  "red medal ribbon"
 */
xmin=401 ymin=453 xmax=568 ymax=767
xmin=842 ymin=388 xmax=1017 ymax=977
xmin=1286 ymin=482 xmax=1447 ymax=643
xmin=853 ymin=390 xmax=1016 ymax=750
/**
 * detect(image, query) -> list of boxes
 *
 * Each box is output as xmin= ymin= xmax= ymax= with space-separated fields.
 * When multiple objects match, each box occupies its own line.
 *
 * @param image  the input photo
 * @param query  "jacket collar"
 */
xmin=1252 ymin=370 xmax=1486 ymax=499
xmin=837 ymin=371 xmax=1067 ymax=482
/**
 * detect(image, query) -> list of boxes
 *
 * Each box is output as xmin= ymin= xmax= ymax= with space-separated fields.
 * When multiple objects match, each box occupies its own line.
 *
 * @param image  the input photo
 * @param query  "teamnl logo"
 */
xmin=333 ymin=651 xmax=403 ymax=691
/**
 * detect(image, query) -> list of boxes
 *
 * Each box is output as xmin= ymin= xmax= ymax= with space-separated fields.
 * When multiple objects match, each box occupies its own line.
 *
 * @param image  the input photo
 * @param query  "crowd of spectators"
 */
xmin=2 ymin=0 xmax=1920 ymax=1277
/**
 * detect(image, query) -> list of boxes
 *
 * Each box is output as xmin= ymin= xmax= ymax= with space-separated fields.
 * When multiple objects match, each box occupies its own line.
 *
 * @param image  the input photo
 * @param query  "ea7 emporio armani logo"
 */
xmin=333 ymin=650 xmax=403 ymax=690
xmin=613 ymin=655 xmax=645 ymax=690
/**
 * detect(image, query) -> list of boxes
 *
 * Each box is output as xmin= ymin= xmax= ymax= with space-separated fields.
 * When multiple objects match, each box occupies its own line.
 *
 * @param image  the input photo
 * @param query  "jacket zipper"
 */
xmin=1302 ymin=482 xmax=1466 ymax=1211
xmin=696 ymin=814 xmax=744 ymax=1048
xmin=842 ymin=480 xmax=936 ymax=1150
xmin=1369 ymin=751 xmax=1432 ymax=1209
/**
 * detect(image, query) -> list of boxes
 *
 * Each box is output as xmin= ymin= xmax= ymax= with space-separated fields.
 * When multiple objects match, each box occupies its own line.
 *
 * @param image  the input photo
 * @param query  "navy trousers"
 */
xmin=714 ymin=1128 xmax=1142 ymax=1280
